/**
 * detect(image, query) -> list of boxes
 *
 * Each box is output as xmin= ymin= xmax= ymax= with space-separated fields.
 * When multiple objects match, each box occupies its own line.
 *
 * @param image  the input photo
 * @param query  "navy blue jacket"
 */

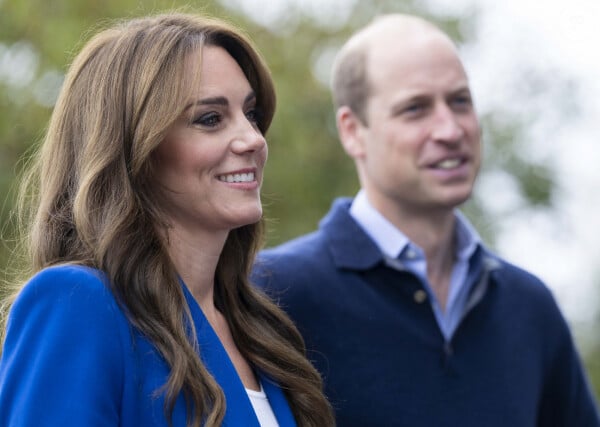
xmin=252 ymin=198 xmax=600 ymax=427
xmin=0 ymin=265 xmax=297 ymax=427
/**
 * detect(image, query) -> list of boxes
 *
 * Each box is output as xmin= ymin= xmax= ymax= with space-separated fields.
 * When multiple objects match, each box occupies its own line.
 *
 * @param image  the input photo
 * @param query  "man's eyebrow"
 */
xmin=450 ymin=86 xmax=472 ymax=94
xmin=389 ymin=93 xmax=430 ymax=110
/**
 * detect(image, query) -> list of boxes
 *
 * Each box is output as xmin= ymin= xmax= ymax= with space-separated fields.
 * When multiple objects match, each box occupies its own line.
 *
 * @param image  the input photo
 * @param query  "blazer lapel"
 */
xmin=182 ymin=283 xmax=260 ymax=427
xmin=260 ymin=373 xmax=297 ymax=426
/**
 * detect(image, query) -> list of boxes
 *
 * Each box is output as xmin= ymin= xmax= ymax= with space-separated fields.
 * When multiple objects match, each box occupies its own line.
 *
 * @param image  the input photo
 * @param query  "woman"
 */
xmin=0 ymin=12 xmax=334 ymax=427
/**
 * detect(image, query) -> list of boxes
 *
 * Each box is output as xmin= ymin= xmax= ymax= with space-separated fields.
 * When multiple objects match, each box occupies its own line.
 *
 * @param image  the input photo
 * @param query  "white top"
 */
xmin=246 ymin=385 xmax=280 ymax=427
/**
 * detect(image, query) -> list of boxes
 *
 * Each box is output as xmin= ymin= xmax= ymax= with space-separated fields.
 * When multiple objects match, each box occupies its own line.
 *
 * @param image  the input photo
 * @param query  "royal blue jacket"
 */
xmin=252 ymin=198 xmax=600 ymax=427
xmin=0 ymin=264 xmax=297 ymax=426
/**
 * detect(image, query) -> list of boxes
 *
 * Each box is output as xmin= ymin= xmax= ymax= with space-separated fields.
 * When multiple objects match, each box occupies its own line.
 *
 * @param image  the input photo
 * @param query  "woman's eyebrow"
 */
xmin=244 ymin=91 xmax=257 ymax=104
xmin=185 ymin=90 xmax=256 ymax=111
xmin=185 ymin=96 xmax=229 ymax=111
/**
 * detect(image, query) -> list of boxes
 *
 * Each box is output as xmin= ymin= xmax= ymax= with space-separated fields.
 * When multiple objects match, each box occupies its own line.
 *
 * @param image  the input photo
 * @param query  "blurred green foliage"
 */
xmin=0 ymin=0 xmax=598 ymax=401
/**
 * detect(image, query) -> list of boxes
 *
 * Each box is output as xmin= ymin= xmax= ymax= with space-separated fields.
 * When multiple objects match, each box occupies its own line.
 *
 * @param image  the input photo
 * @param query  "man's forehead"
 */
xmin=366 ymin=30 xmax=461 ymax=77
xmin=359 ymin=14 xmax=444 ymax=45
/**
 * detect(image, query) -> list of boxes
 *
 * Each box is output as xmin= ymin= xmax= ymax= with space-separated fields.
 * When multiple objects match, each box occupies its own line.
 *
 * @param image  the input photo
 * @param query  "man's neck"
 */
xmin=370 ymin=197 xmax=458 ymax=309
xmin=396 ymin=212 xmax=456 ymax=309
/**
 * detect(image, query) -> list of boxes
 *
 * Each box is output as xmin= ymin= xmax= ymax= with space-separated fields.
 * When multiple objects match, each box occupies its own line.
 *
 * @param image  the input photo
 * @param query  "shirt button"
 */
xmin=413 ymin=290 xmax=427 ymax=303
xmin=406 ymin=249 xmax=417 ymax=259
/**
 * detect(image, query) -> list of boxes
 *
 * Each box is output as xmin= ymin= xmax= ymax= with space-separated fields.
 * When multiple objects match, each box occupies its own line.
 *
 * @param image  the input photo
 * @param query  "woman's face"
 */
xmin=153 ymin=46 xmax=267 ymax=236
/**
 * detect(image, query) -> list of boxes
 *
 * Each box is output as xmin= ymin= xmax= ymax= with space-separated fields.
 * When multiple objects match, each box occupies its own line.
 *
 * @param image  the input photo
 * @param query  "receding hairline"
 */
xmin=330 ymin=13 xmax=459 ymax=119
xmin=342 ymin=14 xmax=451 ymax=57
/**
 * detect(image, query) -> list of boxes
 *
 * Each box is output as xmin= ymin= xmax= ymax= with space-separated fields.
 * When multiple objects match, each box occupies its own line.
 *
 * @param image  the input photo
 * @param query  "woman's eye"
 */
xmin=193 ymin=112 xmax=221 ymax=127
xmin=245 ymin=107 xmax=262 ymax=125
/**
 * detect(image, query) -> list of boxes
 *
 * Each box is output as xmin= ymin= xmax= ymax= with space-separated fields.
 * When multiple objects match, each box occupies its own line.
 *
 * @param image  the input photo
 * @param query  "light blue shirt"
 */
xmin=349 ymin=190 xmax=482 ymax=340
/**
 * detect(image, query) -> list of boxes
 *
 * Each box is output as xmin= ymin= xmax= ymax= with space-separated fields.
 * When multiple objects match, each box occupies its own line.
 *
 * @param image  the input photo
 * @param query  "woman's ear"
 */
xmin=336 ymin=106 xmax=366 ymax=159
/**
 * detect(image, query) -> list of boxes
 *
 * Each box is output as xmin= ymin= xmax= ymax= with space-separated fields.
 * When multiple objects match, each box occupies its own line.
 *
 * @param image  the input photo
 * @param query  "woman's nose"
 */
xmin=231 ymin=117 xmax=267 ymax=154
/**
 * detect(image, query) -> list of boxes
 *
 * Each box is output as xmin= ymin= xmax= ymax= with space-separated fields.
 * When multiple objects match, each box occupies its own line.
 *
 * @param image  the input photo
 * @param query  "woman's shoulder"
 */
xmin=4 ymin=263 xmax=131 ymax=371
xmin=11 ymin=264 xmax=125 ymax=332
xmin=27 ymin=263 xmax=108 ymax=288
xmin=1 ymin=265 xmax=131 ymax=425
xmin=19 ymin=264 xmax=112 ymax=302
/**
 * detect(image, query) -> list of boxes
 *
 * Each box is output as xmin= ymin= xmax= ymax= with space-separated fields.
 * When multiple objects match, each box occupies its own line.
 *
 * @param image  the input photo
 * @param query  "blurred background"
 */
xmin=1 ymin=0 xmax=598 ymax=398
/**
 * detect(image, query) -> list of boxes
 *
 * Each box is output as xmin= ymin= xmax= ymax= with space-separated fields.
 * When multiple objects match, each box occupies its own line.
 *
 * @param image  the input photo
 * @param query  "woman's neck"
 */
xmin=164 ymin=224 xmax=228 ymax=312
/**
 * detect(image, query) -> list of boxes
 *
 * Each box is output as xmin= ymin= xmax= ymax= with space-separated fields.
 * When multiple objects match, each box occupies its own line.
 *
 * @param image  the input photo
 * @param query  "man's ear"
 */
xmin=336 ymin=106 xmax=366 ymax=159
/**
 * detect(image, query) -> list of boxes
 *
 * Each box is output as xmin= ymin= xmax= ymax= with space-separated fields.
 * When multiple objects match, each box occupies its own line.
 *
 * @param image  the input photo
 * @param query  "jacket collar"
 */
xmin=181 ymin=283 xmax=297 ymax=426
xmin=320 ymin=197 xmax=500 ymax=275
xmin=319 ymin=198 xmax=385 ymax=270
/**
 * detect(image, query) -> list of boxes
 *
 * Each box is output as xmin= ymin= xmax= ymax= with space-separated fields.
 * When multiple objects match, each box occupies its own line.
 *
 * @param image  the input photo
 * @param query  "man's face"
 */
xmin=350 ymin=30 xmax=481 ymax=219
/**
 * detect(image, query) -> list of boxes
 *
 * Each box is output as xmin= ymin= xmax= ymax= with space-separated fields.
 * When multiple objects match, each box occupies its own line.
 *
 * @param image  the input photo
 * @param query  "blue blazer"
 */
xmin=0 ymin=264 xmax=297 ymax=426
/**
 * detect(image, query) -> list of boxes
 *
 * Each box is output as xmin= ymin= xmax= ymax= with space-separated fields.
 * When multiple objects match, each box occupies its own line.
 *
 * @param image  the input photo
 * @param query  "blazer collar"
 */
xmin=181 ymin=283 xmax=297 ymax=426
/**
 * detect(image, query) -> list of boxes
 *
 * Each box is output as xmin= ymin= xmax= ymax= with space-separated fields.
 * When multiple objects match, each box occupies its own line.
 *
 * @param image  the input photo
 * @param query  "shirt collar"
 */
xmin=454 ymin=209 xmax=482 ymax=261
xmin=349 ymin=190 xmax=482 ymax=260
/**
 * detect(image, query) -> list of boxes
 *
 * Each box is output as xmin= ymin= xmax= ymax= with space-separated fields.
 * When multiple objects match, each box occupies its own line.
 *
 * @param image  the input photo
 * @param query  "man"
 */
xmin=252 ymin=14 xmax=600 ymax=427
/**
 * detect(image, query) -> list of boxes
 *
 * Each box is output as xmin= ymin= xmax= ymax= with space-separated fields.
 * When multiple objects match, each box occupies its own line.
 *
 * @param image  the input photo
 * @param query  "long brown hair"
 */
xmin=6 ymin=12 xmax=333 ymax=427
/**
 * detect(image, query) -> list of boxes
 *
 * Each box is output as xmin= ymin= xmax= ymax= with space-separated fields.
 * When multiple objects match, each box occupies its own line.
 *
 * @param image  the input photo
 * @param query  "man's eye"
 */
xmin=405 ymin=104 xmax=423 ymax=113
xmin=451 ymin=95 xmax=472 ymax=109
xmin=400 ymin=103 xmax=427 ymax=117
xmin=193 ymin=112 xmax=221 ymax=127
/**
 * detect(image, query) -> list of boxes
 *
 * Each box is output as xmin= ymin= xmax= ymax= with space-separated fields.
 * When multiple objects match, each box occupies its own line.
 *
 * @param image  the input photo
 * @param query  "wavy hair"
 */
xmin=7 ymin=12 xmax=333 ymax=427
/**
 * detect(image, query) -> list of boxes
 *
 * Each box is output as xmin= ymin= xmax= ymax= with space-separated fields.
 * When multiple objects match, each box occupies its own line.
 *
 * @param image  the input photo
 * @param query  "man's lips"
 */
xmin=427 ymin=156 xmax=468 ymax=170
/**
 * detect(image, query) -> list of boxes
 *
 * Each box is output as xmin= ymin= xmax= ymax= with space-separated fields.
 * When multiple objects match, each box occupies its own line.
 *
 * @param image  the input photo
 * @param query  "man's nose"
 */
xmin=430 ymin=104 xmax=465 ymax=143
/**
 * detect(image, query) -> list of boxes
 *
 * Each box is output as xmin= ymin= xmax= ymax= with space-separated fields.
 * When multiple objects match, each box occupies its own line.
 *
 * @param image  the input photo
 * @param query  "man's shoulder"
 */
xmin=491 ymin=255 xmax=546 ymax=288
xmin=255 ymin=229 xmax=331 ymax=276
xmin=256 ymin=196 xmax=376 ymax=269
xmin=261 ymin=229 xmax=327 ymax=258
xmin=488 ymin=254 xmax=561 ymax=310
